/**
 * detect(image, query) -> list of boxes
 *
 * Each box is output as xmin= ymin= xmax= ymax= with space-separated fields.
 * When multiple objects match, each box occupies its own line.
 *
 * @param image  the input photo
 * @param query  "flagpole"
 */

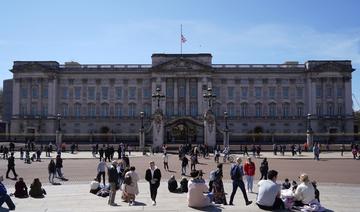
xmin=180 ymin=24 xmax=183 ymax=56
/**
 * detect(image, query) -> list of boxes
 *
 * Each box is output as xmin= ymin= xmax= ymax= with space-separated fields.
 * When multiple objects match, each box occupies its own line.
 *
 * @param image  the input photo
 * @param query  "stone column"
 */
xmin=151 ymin=79 xmax=157 ymax=114
xmin=186 ymin=78 xmax=190 ymax=115
xmin=223 ymin=129 xmax=229 ymax=147
xmin=56 ymin=130 xmax=62 ymax=150
xmin=204 ymin=110 xmax=216 ymax=148
xmin=197 ymin=78 xmax=203 ymax=115
xmin=139 ymin=128 xmax=145 ymax=152
xmin=161 ymin=79 xmax=166 ymax=110
xmin=152 ymin=110 xmax=164 ymax=150
xmin=306 ymin=131 xmax=313 ymax=150
xmin=174 ymin=79 xmax=178 ymax=114
xmin=12 ymin=79 xmax=21 ymax=117
xmin=344 ymin=77 xmax=352 ymax=116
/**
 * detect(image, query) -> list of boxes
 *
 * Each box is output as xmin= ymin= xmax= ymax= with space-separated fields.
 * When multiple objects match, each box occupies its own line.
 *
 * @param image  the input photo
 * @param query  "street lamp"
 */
xmin=57 ymin=113 xmax=62 ymax=131
xmin=203 ymin=87 xmax=216 ymax=110
xmin=224 ymin=111 xmax=229 ymax=130
xmin=140 ymin=111 xmax=144 ymax=129
xmin=307 ymin=113 xmax=312 ymax=133
xmin=152 ymin=87 xmax=165 ymax=109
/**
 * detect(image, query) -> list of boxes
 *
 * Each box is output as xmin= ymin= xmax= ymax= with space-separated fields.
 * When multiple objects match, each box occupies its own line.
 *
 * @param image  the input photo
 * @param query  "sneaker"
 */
xmin=246 ymin=201 xmax=253 ymax=206
xmin=152 ymin=201 xmax=156 ymax=206
xmin=110 ymin=203 xmax=118 ymax=206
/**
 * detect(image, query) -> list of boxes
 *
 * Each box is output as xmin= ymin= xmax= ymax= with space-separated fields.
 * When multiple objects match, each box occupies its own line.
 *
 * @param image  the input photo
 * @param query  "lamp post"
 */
xmin=140 ymin=111 xmax=144 ymax=129
xmin=152 ymin=87 xmax=165 ymax=109
xmin=306 ymin=113 xmax=313 ymax=150
xmin=223 ymin=111 xmax=229 ymax=147
xmin=57 ymin=113 xmax=62 ymax=132
xmin=203 ymin=87 xmax=216 ymax=110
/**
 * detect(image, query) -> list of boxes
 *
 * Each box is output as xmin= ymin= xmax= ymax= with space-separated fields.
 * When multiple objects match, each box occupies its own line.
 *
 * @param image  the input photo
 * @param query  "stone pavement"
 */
xmin=2 ymin=181 xmax=359 ymax=212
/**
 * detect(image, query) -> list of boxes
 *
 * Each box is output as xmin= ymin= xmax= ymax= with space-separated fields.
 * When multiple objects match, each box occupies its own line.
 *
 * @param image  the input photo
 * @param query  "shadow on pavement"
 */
xmin=190 ymin=205 xmax=223 ymax=211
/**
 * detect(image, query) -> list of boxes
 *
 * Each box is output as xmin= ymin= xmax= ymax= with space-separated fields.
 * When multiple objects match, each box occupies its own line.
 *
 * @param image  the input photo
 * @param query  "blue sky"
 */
xmin=1 ymin=0 xmax=360 ymax=109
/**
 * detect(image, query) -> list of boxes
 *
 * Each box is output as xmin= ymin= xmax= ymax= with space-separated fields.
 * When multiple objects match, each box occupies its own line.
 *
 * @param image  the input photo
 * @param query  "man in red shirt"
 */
xmin=244 ymin=157 xmax=256 ymax=193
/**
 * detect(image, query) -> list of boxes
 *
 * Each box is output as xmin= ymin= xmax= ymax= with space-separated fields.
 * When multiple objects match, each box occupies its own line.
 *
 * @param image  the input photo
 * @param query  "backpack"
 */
xmin=230 ymin=165 xmax=244 ymax=180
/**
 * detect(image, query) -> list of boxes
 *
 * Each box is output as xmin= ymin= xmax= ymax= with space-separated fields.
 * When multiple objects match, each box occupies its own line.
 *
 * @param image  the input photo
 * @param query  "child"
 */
xmin=282 ymin=178 xmax=291 ymax=189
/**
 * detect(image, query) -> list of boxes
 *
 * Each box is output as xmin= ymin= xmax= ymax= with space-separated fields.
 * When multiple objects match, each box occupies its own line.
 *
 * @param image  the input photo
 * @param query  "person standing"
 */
xmin=48 ymin=159 xmax=56 ymax=184
xmin=163 ymin=153 xmax=169 ymax=171
xmin=313 ymin=143 xmax=320 ymax=160
xmin=340 ymin=144 xmax=345 ymax=157
xmin=145 ymin=161 xmax=161 ymax=206
xmin=99 ymin=148 xmax=104 ymax=161
xmin=181 ymin=156 xmax=189 ymax=175
xmin=256 ymin=170 xmax=284 ymax=210
xmin=244 ymin=157 xmax=256 ymax=193
xmin=229 ymin=157 xmax=252 ymax=206
xmin=55 ymin=154 xmax=64 ymax=179
xmin=259 ymin=158 xmax=269 ymax=180
xmin=6 ymin=152 xmax=18 ymax=179
xmin=97 ymin=158 xmax=107 ymax=186
xmin=123 ymin=166 xmax=139 ymax=205
xmin=108 ymin=160 xmax=119 ymax=206
xmin=243 ymin=145 xmax=249 ymax=156
xmin=0 ymin=175 xmax=16 ymax=210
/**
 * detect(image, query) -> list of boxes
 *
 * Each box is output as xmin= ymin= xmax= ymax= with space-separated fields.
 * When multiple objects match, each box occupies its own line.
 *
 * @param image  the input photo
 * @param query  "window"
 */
xmin=74 ymin=87 xmax=81 ymax=100
xmin=316 ymin=85 xmax=322 ymax=98
xmin=255 ymin=87 xmax=262 ymax=99
xmin=190 ymin=103 xmax=198 ymax=117
xmin=74 ymin=104 xmax=81 ymax=118
xmin=113 ymin=104 xmax=121 ymax=117
xmin=42 ymin=104 xmax=48 ymax=116
xmin=179 ymin=85 xmax=185 ymax=98
xmin=296 ymin=104 xmax=304 ymax=117
xmin=31 ymin=103 xmax=37 ymax=116
xmin=255 ymin=103 xmax=262 ymax=117
xmin=213 ymin=87 xmax=220 ymax=97
xmin=337 ymin=86 xmax=343 ymax=98
xmin=178 ymin=102 xmax=185 ymax=116
xmin=269 ymin=103 xmax=276 ymax=117
xmin=282 ymin=103 xmax=290 ymax=117
xmin=166 ymin=102 xmax=174 ymax=116
xmin=42 ymin=86 xmax=48 ymax=98
xmin=129 ymin=87 xmax=136 ymax=100
xmin=326 ymin=86 xmax=332 ymax=98
xmin=32 ymin=86 xmax=38 ymax=99
xmin=88 ymin=104 xmax=96 ymax=117
xmin=61 ymin=87 xmax=68 ymax=99
xmin=227 ymin=103 xmax=235 ymax=117
xmin=128 ymin=103 xmax=136 ymax=117
xmin=241 ymin=87 xmax=248 ymax=98
xmin=327 ymin=103 xmax=334 ymax=116
xmin=144 ymin=104 xmax=151 ymax=117
xmin=87 ymin=87 xmax=95 ymax=100
xmin=62 ymin=104 xmax=68 ymax=117
xmin=143 ymin=88 xmax=151 ymax=99
xmin=337 ymin=103 xmax=343 ymax=115
xmin=316 ymin=103 xmax=322 ymax=116
xmin=20 ymin=103 xmax=27 ymax=115
xmin=269 ymin=87 xmax=276 ymax=99
xmin=214 ymin=103 xmax=221 ymax=117
xmin=190 ymin=86 xmax=197 ymax=98
xmin=21 ymin=87 xmax=27 ymax=98
xmin=241 ymin=103 xmax=248 ymax=117
xmin=282 ymin=87 xmax=289 ymax=99
xmin=115 ymin=87 xmax=123 ymax=100
xmin=101 ymin=87 xmax=108 ymax=100
xmin=166 ymin=84 xmax=174 ymax=98
xmin=296 ymin=87 xmax=303 ymax=99
xmin=101 ymin=103 xmax=109 ymax=117
xmin=228 ymin=87 xmax=234 ymax=100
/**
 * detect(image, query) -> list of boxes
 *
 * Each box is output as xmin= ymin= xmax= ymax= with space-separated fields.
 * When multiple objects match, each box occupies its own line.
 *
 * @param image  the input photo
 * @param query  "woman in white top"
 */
xmin=294 ymin=173 xmax=315 ymax=205
xmin=122 ymin=166 xmax=139 ymax=205
xmin=187 ymin=170 xmax=211 ymax=208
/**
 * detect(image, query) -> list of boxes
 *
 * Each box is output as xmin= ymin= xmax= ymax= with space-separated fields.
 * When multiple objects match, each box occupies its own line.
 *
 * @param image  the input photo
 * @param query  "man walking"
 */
xmin=0 ymin=175 xmax=15 ymax=210
xmin=244 ymin=157 xmax=255 ymax=193
xmin=108 ymin=160 xmax=119 ymax=206
xmin=97 ymin=158 xmax=107 ymax=186
xmin=6 ymin=153 xmax=18 ymax=179
xmin=145 ymin=161 xmax=161 ymax=206
xmin=229 ymin=157 xmax=252 ymax=206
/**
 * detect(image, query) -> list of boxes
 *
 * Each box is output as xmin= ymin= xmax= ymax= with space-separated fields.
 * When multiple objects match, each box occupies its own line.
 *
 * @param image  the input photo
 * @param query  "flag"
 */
xmin=181 ymin=34 xmax=187 ymax=43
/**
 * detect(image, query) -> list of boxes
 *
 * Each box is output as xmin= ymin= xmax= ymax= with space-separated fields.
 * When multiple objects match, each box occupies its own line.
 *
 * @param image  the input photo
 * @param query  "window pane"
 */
xmin=116 ymin=87 xmax=123 ymax=100
xmin=101 ymin=87 xmax=108 ymax=100
xmin=88 ymin=87 xmax=95 ymax=100
xmin=129 ymin=87 xmax=136 ymax=100
xmin=74 ymin=87 xmax=81 ymax=100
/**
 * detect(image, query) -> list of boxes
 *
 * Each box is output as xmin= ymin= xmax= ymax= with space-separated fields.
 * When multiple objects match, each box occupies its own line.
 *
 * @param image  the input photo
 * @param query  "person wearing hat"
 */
xmin=229 ymin=157 xmax=252 ymax=206
xmin=294 ymin=173 xmax=316 ymax=206
xmin=108 ymin=160 xmax=119 ymax=206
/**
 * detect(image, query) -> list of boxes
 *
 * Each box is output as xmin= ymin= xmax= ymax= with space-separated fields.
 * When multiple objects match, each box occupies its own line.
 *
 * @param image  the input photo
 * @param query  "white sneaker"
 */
xmin=152 ymin=201 xmax=156 ymax=206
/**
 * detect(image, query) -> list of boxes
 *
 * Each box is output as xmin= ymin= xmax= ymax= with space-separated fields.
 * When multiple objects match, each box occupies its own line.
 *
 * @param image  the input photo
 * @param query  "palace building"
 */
xmin=4 ymin=53 xmax=355 ymax=146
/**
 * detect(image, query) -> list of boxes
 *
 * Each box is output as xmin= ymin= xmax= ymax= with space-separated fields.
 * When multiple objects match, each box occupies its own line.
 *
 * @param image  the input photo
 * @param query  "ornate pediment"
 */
xmin=152 ymin=58 xmax=211 ymax=72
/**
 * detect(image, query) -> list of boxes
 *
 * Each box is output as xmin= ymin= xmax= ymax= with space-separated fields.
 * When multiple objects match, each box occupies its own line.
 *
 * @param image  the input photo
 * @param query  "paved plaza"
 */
xmin=1 ymin=151 xmax=359 ymax=211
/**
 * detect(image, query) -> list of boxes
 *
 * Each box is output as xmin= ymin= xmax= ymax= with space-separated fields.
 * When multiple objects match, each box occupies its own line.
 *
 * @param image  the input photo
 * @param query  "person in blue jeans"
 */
xmin=0 ymin=175 xmax=16 ymax=210
xmin=229 ymin=157 xmax=252 ymax=206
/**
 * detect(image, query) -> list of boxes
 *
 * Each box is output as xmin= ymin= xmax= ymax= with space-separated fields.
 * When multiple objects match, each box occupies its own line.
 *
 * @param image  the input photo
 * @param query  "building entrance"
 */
xmin=165 ymin=117 xmax=203 ymax=144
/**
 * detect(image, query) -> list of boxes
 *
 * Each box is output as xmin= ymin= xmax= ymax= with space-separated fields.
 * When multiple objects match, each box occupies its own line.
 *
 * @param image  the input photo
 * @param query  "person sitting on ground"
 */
xmin=90 ymin=178 xmax=101 ymax=195
xmin=168 ymin=175 xmax=178 ymax=193
xmin=312 ymin=181 xmax=320 ymax=203
xmin=122 ymin=166 xmax=139 ymax=206
xmin=212 ymin=171 xmax=227 ymax=205
xmin=187 ymin=170 xmax=212 ymax=208
xmin=256 ymin=170 xmax=284 ymax=211
xmin=29 ymin=178 xmax=46 ymax=198
xmin=14 ymin=177 xmax=28 ymax=198
xmin=180 ymin=177 xmax=188 ymax=193
xmin=293 ymin=173 xmax=316 ymax=206
xmin=282 ymin=178 xmax=291 ymax=190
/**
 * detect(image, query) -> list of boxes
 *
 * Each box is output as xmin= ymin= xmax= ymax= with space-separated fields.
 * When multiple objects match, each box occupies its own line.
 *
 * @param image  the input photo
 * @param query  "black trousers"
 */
xmin=150 ymin=183 xmax=159 ymax=201
xmin=6 ymin=166 xmax=17 ymax=178
xmin=97 ymin=171 xmax=106 ymax=185
xmin=229 ymin=180 xmax=249 ymax=204
xmin=256 ymin=197 xmax=284 ymax=211
xmin=260 ymin=171 xmax=268 ymax=180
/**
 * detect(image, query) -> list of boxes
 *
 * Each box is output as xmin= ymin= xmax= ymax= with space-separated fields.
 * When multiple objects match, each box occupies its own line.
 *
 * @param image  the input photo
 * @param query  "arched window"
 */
xmin=74 ymin=103 xmax=81 ymax=118
xmin=269 ymin=103 xmax=276 ymax=117
xmin=255 ymin=103 xmax=262 ymax=117
xmin=128 ymin=103 xmax=136 ymax=117
xmin=88 ymin=103 xmax=96 ymax=117
xmin=101 ymin=103 xmax=109 ymax=117
xmin=227 ymin=103 xmax=235 ymax=117
xmin=190 ymin=102 xmax=198 ymax=117
xmin=115 ymin=103 xmax=123 ymax=117
xmin=282 ymin=103 xmax=290 ymax=117
xmin=143 ymin=103 xmax=151 ymax=117
xmin=296 ymin=103 xmax=304 ymax=117
xmin=240 ymin=103 xmax=248 ymax=117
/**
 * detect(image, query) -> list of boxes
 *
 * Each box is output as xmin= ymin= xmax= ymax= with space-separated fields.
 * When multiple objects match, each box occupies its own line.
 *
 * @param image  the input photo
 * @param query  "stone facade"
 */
xmin=6 ymin=53 xmax=355 ymax=145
